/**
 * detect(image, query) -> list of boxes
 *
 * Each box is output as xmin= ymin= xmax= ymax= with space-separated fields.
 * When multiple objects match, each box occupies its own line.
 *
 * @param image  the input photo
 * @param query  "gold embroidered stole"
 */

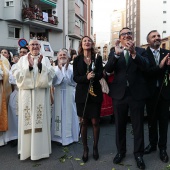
xmin=0 ymin=57 xmax=12 ymax=131
xmin=23 ymin=88 xmax=45 ymax=134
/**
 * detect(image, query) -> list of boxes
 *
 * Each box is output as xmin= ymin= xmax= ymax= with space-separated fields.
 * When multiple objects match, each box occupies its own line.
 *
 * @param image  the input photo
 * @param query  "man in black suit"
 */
xmin=144 ymin=30 xmax=170 ymax=163
xmin=105 ymin=27 xmax=149 ymax=169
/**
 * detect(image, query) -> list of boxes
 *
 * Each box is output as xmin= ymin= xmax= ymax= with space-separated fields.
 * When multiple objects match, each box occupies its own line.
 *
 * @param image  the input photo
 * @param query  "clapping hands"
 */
xmin=115 ymin=40 xmax=124 ymax=55
xmin=28 ymin=53 xmax=34 ymax=67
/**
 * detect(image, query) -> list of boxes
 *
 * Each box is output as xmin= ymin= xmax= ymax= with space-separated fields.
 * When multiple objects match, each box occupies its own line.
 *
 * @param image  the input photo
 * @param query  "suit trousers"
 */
xmin=146 ymin=88 xmax=170 ymax=150
xmin=113 ymin=87 xmax=145 ymax=157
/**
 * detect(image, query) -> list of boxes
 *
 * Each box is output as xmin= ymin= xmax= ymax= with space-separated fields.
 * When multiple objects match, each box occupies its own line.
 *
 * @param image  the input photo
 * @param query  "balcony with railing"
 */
xmin=22 ymin=2 xmax=61 ymax=31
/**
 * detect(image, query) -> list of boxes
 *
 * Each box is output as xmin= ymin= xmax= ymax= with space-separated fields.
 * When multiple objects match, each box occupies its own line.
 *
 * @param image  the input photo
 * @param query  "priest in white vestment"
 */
xmin=51 ymin=49 xmax=79 ymax=146
xmin=12 ymin=40 xmax=55 ymax=160
xmin=0 ymin=54 xmax=11 ymax=146
xmin=5 ymin=47 xmax=29 ymax=145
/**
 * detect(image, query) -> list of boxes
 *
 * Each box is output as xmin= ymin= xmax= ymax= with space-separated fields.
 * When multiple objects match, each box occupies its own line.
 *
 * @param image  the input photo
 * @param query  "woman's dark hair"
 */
xmin=78 ymin=36 xmax=95 ymax=56
xmin=1 ymin=49 xmax=14 ymax=65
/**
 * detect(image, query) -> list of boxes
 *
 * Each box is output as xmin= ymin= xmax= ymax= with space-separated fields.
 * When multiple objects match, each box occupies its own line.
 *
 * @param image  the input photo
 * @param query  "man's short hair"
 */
xmin=146 ymin=30 xmax=158 ymax=42
xmin=119 ymin=27 xmax=131 ymax=38
xmin=20 ymin=46 xmax=29 ymax=52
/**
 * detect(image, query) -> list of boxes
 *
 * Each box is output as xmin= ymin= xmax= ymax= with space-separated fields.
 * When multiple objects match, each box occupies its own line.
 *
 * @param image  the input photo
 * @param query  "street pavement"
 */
xmin=1 ymin=117 xmax=170 ymax=170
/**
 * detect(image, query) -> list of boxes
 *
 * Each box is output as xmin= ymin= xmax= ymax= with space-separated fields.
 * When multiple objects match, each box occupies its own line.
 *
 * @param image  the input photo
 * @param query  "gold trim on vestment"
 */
xmin=0 ymin=58 xmax=12 ymax=132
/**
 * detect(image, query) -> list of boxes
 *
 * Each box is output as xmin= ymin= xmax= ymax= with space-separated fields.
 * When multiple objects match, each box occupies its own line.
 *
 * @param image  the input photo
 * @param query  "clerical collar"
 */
xmin=30 ymin=54 xmax=39 ymax=59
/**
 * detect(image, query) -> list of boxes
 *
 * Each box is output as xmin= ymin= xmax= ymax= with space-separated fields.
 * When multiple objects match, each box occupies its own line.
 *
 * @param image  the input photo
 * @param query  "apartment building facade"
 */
xmin=126 ymin=0 xmax=170 ymax=46
xmin=110 ymin=9 xmax=126 ymax=48
xmin=67 ymin=0 xmax=93 ymax=51
xmin=0 ymin=0 xmax=92 ymax=56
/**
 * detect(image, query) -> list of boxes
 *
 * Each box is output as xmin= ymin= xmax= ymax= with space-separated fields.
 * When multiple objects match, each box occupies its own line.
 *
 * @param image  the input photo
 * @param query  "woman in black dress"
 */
xmin=73 ymin=36 xmax=103 ymax=162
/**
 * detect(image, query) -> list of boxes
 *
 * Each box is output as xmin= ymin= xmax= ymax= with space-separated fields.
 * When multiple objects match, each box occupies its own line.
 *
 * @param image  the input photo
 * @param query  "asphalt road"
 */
xmin=1 ymin=117 xmax=170 ymax=170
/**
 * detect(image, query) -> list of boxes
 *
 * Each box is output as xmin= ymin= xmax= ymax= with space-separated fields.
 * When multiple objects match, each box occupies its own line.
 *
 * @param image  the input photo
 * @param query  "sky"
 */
xmin=93 ymin=0 xmax=126 ymax=43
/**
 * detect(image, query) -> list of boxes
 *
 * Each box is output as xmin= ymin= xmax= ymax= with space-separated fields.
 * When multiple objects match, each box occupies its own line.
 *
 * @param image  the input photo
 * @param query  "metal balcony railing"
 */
xmin=22 ymin=7 xmax=59 ymax=25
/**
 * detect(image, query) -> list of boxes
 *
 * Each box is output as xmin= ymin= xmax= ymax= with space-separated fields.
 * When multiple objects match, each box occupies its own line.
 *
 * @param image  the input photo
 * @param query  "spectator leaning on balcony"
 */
xmin=12 ymin=40 xmax=55 ymax=160
xmin=144 ymin=30 xmax=170 ymax=163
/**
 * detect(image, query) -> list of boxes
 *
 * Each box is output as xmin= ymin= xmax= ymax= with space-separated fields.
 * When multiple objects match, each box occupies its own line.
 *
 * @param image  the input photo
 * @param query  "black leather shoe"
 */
xmin=144 ymin=144 xmax=156 ymax=154
xmin=93 ymin=147 xmax=99 ymax=160
xmin=82 ymin=147 xmax=89 ymax=163
xmin=135 ymin=156 xmax=145 ymax=169
xmin=113 ymin=153 xmax=125 ymax=164
xmin=160 ymin=149 xmax=169 ymax=163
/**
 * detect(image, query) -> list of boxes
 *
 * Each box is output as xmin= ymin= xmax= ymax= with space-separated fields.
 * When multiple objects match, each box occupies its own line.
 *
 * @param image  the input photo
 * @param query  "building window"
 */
xmin=163 ymin=21 xmax=167 ymax=23
xmin=80 ymin=20 xmax=84 ymax=36
xmin=91 ymin=10 xmax=93 ymax=19
xmin=163 ymin=11 xmax=166 ymax=13
xmin=91 ymin=26 xmax=93 ymax=35
xmin=75 ymin=17 xmax=80 ymax=27
xmin=75 ymin=0 xmax=80 ymax=6
xmin=8 ymin=26 xmax=20 ymax=38
xmin=5 ymin=0 xmax=14 ymax=7
xmin=80 ymin=0 xmax=84 ymax=17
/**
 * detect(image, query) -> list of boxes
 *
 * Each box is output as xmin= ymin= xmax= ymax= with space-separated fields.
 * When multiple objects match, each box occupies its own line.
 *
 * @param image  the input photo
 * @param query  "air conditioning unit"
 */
xmin=52 ymin=8 xmax=57 ymax=17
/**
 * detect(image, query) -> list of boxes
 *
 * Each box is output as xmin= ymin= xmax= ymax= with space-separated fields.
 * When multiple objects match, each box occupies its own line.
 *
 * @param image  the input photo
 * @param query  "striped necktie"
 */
xmin=153 ymin=50 xmax=159 ymax=65
xmin=124 ymin=50 xmax=130 ymax=65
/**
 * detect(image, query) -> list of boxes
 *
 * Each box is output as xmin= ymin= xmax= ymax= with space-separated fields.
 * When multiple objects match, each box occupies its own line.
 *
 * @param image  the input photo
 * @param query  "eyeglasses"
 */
xmin=29 ymin=44 xmax=39 ymax=47
xmin=120 ymin=32 xmax=132 ymax=37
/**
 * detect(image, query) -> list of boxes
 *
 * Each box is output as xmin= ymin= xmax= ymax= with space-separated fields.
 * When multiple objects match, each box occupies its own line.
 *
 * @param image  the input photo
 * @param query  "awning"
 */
xmin=40 ymin=0 xmax=56 ymax=7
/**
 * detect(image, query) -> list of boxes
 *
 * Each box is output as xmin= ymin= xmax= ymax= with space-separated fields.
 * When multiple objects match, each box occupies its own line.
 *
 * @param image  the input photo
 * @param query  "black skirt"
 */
xmin=76 ymin=102 xmax=102 ymax=119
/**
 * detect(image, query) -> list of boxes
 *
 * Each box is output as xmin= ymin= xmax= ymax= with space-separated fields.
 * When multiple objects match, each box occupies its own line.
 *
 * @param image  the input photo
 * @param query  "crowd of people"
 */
xmin=0 ymin=27 xmax=170 ymax=170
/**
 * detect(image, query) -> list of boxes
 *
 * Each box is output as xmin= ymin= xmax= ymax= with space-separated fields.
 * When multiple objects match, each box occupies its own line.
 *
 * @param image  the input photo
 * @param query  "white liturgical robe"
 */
xmin=52 ymin=64 xmax=79 ymax=145
xmin=4 ymin=64 xmax=18 ymax=143
xmin=13 ymin=53 xmax=55 ymax=160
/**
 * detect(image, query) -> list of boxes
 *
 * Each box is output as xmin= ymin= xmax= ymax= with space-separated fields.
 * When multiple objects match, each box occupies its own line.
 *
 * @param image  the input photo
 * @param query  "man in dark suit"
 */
xmin=144 ymin=30 xmax=170 ymax=163
xmin=105 ymin=27 xmax=149 ymax=169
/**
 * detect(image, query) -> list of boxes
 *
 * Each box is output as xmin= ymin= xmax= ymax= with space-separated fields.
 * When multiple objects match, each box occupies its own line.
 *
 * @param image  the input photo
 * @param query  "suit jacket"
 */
xmin=105 ymin=47 xmax=149 ymax=100
xmin=73 ymin=54 xmax=103 ymax=103
xmin=145 ymin=47 xmax=170 ymax=100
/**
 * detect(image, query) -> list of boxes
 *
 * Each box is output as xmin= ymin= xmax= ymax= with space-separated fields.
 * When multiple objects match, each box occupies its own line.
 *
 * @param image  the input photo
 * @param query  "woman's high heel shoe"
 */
xmin=93 ymin=147 xmax=99 ymax=160
xmin=82 ymin=146 xmax=89 ymax=163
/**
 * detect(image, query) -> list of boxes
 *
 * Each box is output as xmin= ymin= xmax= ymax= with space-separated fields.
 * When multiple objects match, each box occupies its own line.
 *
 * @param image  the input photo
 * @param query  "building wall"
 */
xmin=0 ymin=0 xmax=64 ymax=54
xmin=140 ymin=0 xmax=163 ymax=45
xmin=127 ymin=0 xmax=170 ymax=46
xmin=110 ymin=9 xmax=126 ymax=47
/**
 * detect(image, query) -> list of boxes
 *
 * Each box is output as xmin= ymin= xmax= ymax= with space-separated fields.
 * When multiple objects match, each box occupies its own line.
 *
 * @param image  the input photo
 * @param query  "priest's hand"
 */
xmin=65 ymin=59 xmax=69 ymax=70
xmin=58 ymin=61 xmax=62 ymax=70
xmin=28 ymin=53 xmax=34 ymax=67
xmin=38 ymin=55 xmax=43 ymax=64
